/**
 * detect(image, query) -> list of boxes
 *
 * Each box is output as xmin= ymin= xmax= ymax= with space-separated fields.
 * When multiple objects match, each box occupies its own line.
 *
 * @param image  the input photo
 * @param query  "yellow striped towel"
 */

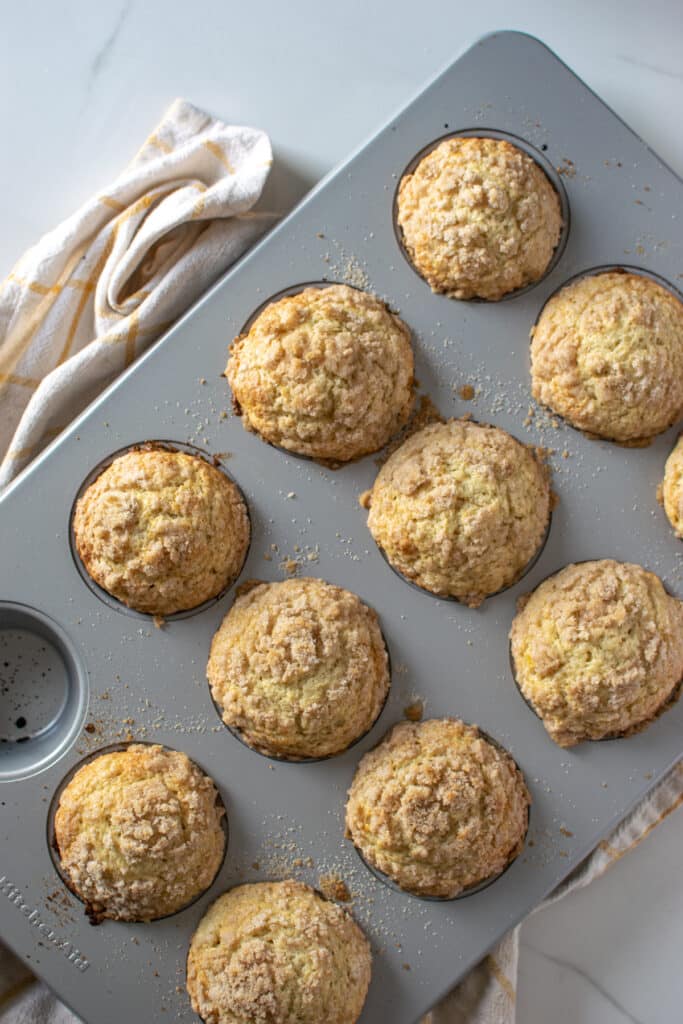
xmin=0 ymin=98 xmax=273 ymax=489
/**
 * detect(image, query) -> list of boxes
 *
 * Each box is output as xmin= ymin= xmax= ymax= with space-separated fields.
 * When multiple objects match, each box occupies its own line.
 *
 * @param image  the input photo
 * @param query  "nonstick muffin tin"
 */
xmin=1 ymin=30 xmax=682 ymax=1024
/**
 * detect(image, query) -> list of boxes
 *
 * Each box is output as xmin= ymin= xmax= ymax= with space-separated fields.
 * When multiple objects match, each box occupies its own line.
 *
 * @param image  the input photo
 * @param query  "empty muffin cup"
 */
xmin=0 ymin=603 xmax=88 ymax=784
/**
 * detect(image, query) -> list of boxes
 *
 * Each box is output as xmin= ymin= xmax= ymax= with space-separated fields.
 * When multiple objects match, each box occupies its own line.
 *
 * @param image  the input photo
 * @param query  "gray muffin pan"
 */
xmin=1 ymin=31 xmax=682 ymax=1024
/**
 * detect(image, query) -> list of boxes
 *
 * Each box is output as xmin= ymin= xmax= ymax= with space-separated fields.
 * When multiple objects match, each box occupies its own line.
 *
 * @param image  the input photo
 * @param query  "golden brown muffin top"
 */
xmin=366 ymin=419 xmax=551 ymax=605
xmin=397 ymin=136 xmax=562 ymax=300
xmin=186 ymin=880 xmax=371 ymax=1024
xmin=660 ymin=435 xmax=683 ymax=538
xmin=345 ymin=719 xmax=530 ymax=898
xmin=531 ymin=271 xmax=683 ymax=442
xmin=73 ymin=447 xmax=249 ymax=615
xmin=208 ymin=577 xmax=389 ymax=759
xmin=226 ymin=284 xmax=414 ymax=462
xmin=510 ymin=560 xmax=683 ymax=746
xmin=54 ymin=744 xmax=225 ymax=921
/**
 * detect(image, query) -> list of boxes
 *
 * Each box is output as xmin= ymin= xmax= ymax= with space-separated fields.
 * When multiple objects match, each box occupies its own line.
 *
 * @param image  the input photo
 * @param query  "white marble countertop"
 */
xmin=1 ymin=2 xmax=682 ymax=1021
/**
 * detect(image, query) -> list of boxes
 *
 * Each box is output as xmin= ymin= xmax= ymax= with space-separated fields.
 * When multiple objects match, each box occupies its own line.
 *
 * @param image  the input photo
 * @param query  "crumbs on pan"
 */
xmin=225 ymin=812 xmax=444 ymax=962
xmin=316 ymin=234 xmax=372 ymax=292
xmin=318 ymin=875 xmax=352 ymax=903
xmin=403 ymin=699 xmax=424 ymax=722
xmin=557 ymin=157 xmax=576 ymax=178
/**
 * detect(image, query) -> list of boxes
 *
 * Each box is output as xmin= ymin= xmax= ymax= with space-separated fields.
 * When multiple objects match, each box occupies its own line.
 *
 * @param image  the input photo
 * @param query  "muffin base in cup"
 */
xmin=392 ymin=127 xmax=570 ymax=303
xmin=69 ymin=440 xmax=251 ymax=621
xmin=510 ymin=640 xmax=683 ymax=744
xmin=347 ymin=724 xmax=530 ymax=900
xmin=47 ymin=740 xmax=229 ymax=924
xmin=373 ymin=503 xmax=552 ymax=607
xmin=208 ymin=633 xmax=392 ymax=764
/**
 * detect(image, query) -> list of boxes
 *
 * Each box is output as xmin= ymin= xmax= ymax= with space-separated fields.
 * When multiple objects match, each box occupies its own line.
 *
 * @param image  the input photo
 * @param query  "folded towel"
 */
xmin=0 ymin=98 xmax=273 ymax=490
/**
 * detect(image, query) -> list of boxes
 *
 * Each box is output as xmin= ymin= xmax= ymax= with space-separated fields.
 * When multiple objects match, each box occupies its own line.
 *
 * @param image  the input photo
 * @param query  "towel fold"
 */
xmin=0 ymin=98 xmax=274 ymax=490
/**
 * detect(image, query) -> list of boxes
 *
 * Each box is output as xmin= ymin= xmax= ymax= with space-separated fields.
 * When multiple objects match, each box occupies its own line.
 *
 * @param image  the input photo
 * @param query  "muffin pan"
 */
xmin=1 ymin=30 xmax=682 ymax=1024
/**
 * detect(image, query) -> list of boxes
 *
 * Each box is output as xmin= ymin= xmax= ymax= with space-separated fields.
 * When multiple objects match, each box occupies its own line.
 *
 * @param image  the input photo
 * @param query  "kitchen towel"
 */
xmin=0 ymin=99 xmax=681 ymax=1024
xmin=0 ymin=97 xmax=274 ymax=490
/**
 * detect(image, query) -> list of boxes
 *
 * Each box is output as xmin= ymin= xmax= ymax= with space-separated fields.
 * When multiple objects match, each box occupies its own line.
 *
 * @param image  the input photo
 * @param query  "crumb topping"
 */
xmin=186 ymin=880 xmax=371 ymax=1024
xmin=207 ymin=578 xmax=389 ymax=759
xmin=366 ymin=419 xmax=551 ymax=605
xmin=226 ymin=285 xmax=414 ymax=462
xmin=73 ymin=448 xmax=249 ymax=614
xmin=397 ymin=136 xmax=562 ymax=300
xmin=54 ymin=744 xmax=225 ymax=921
xmin=510 ymin=559 xmax=683 ymax=745
xmin=531 ymin=272 xmax=683 ymax=442
xmin=345 ymin=719 xmax=529 ymax=898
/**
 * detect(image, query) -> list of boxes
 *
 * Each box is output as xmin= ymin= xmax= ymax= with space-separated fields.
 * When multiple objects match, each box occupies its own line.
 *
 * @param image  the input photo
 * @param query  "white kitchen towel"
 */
xmin=0 ymin=97 xmax=274 ymax=490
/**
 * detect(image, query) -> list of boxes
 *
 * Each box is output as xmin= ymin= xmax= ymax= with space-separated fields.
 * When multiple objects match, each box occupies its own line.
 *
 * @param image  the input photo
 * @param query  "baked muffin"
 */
xmin=226 ymin=284 xmax=414 ymax=462
xmin=345 ymin=719 xmax=530 ymax=898
xmin=53 ymin=744 xmax=226 ymax=922
xmin=73 ymin=447 xmax=250 ymax=615
xmin=396 ymin=136 xmax=562 ymax=300
xmin=365 ymin=419 xmax=551 ymax=605
xmin=186 ymin=880 xmax=371 ymax=1024
xmin=531 ymin=271 xmax=683 ymax=442
xmin=659 ymin=435 xmax=683 ymax=537
xmin=207 ymin=578 xmax=389 ymax=759
xmin=510 ymin=560 xmax=683 ymax=746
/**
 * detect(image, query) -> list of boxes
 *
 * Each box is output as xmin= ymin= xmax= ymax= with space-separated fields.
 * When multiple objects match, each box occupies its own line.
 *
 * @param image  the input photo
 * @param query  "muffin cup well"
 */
xmin=0 ymin=603 xmax=89 ymax=783
xmin=367 ymin=420 xmax=553 ymax=606
xmin=47 ymin=740 xmax=229 ymax=924
xmin=184 ymin=881 xmax=364 ymax=1024
xmin=230 ymin=281 xmax=415 ymax=469
xmin=69 ymin=440 xmax=251 ymax=621
xmin=208 ymin=607 xmax=392 ymax=764
xmin=530 ymin=265 xmax=683 ymax=446
xmin=347 ymin=723 xmax=530 ymax=901
xmin=393 ymin=127 xmax=570 ymax=302
xmin=508 ymin=559 xmax=683 ymax=743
